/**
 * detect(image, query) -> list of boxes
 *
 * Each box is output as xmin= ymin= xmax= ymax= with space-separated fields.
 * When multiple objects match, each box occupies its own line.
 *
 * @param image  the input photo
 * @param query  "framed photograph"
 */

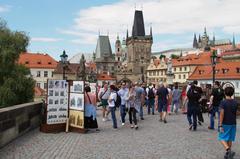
xmin=48 ymin=98 xmax=53 ymax=105
xmin=72 ymin=81 xmax=84 ymax=93
xmin=55 ymin=91 xmax=59 ymax=96
xmin=48 ymin=80 xmax=54 ymax=89
xmin=70 ymin=93 xmax=84 ymax=110
xmin=49 ymin=90 xmax=54 ymax=96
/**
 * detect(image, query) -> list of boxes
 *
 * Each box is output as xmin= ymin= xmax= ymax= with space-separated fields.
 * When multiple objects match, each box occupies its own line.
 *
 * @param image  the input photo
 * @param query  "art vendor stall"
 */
xmin=40 ymin=79 xmax=88 ymax=133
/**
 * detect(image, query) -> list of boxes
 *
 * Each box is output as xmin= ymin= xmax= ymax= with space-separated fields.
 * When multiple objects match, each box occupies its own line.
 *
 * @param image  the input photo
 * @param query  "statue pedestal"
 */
xmin=166 ymin=73 xmax=174 ymax=85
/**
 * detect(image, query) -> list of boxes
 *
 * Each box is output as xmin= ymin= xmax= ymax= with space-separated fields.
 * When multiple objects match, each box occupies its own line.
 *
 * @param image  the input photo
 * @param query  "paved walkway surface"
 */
xmin=0 ymin=108 xmax=240 ymax=159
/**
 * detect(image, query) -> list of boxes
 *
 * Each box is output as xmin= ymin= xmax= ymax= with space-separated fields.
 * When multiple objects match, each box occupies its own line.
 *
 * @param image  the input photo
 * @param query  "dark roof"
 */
xmin=132 ymin=10 xmax=145 ymax=37
xmin=95 ymin=35 xmax=113 ymax=59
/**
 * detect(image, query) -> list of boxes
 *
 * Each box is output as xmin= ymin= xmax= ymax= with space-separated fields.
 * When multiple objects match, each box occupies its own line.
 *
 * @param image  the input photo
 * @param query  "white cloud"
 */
xmin=0 ymin=5 xmax=11 ymax=12
xmin=60 ymin=0 xmax=240 ymax=49
xmin=31 ymin=37 xmax=62 ymax=42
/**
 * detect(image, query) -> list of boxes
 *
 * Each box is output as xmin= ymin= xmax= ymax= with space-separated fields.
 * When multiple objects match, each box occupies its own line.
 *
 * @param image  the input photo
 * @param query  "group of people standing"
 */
xmin=84 ymin=80 xmax=238 ymax=159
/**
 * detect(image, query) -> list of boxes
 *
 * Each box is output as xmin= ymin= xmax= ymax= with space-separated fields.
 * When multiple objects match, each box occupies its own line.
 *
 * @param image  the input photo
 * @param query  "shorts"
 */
xmin=101 ymin=99 xmax=108 ymax=108
xmin=158 ymin=102 xmax=167 ymax=112
xmin=218 ymin=125 xmax=236 ymax=141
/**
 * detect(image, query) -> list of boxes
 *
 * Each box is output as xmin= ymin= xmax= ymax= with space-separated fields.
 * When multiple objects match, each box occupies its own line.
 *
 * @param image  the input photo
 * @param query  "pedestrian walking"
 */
xmin=126 ymin=85 xmax=138 ymax=129
xmin=208 ymin=81 xmax=224 ymax=130
xmin=218 ymin=87 xmax=237 ymax=159
xmin=155 ymin=82 xmax=169 ymax=123
xmin=187 ymin=81 xmax=202 ymax=131
xmin=135 ymin=82 xmax=145 ymax=120
xmin=181 ymin=85 xmax=188 ymax=114
xmin=98 ymin=83 xmax=110 ymax=121
xmin=146 ymin=83 xmax=155 ymax=115
xmin=171 ymin=84 xmax=181 ymax=114
xmin=108 ymin=85 xmax=118 ymax=129
xmin=118 ymin=82 xmax=129 ymax=126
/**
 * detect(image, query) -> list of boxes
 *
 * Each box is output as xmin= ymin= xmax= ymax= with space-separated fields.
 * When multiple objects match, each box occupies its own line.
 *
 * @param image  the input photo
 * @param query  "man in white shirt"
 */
xmin=108 ymin=85 xmax=117 ymax=129
xmin=118 ymin=82 xmax=129 ymax=125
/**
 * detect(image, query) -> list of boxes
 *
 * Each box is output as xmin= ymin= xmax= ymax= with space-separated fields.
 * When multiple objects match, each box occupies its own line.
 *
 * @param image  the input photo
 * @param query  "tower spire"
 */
xmin=193 ymin=33 xmax=198 ymax=48
xmin=132 ymin=10 xmax=145 ymax=37
xmin=150 ymin=24 xmax=152 ymax=37
xmin=126 ymin=29 xmax=129 ymax=39
xmin=212 ymin=33 xmax=215 ymax=46
xmin=232 ymin=33 xmax=236 ymax=49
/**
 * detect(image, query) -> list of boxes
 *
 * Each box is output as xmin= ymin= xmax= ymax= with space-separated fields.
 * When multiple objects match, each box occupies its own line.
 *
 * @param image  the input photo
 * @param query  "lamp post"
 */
xmin=211 ymin=50 xmax=217 ymax=86
xmin=60 ymin=50 xmax=68 ymax=80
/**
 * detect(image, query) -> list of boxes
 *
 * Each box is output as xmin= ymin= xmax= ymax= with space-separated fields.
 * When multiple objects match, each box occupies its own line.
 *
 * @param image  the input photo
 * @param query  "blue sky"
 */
xmin=0 ymin=0 xmax=239 ymax=60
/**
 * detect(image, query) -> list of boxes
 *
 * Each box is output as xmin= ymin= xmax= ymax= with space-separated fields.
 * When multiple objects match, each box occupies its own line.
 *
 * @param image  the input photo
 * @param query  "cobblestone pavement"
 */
xmin=0 ymin=108 xmax=239 ymax=159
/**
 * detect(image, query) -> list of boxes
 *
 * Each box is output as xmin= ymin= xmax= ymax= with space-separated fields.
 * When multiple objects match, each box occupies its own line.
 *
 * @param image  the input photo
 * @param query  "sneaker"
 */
xmin=113 ymin=127 xmax=118 ymax=130
xmin=152 ymin=113 xmax=154 ymax=115
xmin=230 ymin=151 xmax=236 ymax=158
xmin=122 ymin=123 xmax=125 ymax=126
xmin=141 ymin=117 xmax=144 ymax=120
xmin=198 ymin=121 xmax=202 ymax=126
xmin=135 ymin=125 xmax=138 ymax=130
xmin=131 ymin=125 xmax=134 ymax=129
xmin=164 ymin=120 xmax=167 ymax=124
xmin=189 ymin=124 xmax=193 ymax=130
xmin=96 ymin=129 xmax=100 ymax=132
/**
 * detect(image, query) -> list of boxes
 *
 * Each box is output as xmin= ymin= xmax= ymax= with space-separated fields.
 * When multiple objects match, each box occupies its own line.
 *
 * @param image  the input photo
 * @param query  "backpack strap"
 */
xmin=86 ymin=92 xmax=92 ymax=104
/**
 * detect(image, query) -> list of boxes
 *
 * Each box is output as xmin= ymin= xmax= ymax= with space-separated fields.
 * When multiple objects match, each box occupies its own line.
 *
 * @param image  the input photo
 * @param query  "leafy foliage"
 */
xmin=0 ymin=19 xmax=34 ymax=108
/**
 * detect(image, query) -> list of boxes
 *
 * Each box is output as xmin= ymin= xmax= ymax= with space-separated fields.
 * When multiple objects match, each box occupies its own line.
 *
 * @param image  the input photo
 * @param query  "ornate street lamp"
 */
xmin=60 ymin=50 xmax=68 ymax=80
xmin=211 ymin=50 xmax=217 ymax=86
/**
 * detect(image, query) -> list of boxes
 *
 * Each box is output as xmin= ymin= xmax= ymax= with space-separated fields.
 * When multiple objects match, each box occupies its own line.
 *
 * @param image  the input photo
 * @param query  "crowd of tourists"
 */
xmin=83 ymin=80 xmax=238 ymax=159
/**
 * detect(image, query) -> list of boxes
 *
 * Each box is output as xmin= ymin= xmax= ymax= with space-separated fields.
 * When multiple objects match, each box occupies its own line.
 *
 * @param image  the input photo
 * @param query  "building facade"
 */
xmin=18 ymin=52 xmax=58 ymax=90
xmin=122 ymin=10 xmax=153 ymax=82
xmin=146 ymin=57 xmax=167 ymax=84
xmin=95 ymin=35 xmax=117 ymax=78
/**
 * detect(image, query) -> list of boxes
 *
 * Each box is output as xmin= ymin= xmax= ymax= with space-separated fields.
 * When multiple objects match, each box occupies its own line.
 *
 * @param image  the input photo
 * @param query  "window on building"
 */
xmin=36 ymin=71 xmax=41 ymax=77
xmin=180 ymin=67 xmax=182 ymax=71
xmin=44 ymin=71 xmax=48 ymax=77
xmin=141 ymin=67 xmax=144 ymax=74
xmin=174 ymin=68 xmax=176 ymax=72
xmin=184 ymin=67 xmax=187 ymax=71
xmin=37 ymin=61 xmax=41 ymax=64
xmin=25 ymin=61 xmax=29 ymax=64
xmin=118 ymin=57 xmax=120 ymax=61
xmin=179 ymin=74 xmax=181 ymax=79
xmin=48 ymin=62 xmax=52 ymax=65
xmin=183 ymin=74 xmax=186 ymax=79
xmin=44 ymin=83 xmax=47 ymax=89
xmin=36 ymin=83 xmax=41 ymax=88
xmin=237 ymin=68 xmax=240 ymax=73
xmin=153 ymin=71 xmax=156 ymax=76
xmin=112 ymin=66 xmax=114 ymax=71
xmin=117 ymin=48 xmax=120 ymax=52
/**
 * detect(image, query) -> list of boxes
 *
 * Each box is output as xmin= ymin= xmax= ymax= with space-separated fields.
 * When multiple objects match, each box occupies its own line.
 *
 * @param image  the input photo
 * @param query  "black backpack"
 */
xmin=148 ymin=88 xmax=155 ymax=99
xmin=114 ymin=92 xmax=121 ymax=108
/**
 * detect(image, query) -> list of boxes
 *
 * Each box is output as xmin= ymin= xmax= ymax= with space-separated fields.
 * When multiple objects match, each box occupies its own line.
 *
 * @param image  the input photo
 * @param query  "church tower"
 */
xmin=193 ymin=33 xmax=198 ymax=48
xmin=126 ymin=10 xmax=153 ymax=82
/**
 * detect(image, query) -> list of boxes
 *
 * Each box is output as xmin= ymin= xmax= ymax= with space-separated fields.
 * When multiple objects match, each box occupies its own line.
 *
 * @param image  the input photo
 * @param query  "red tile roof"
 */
xmin=97 ymin=73 xmax=116 ymax=80
xmin=188 ymin=61 xmax=240 ymax=80
xmin=172 ymin=52 xmax=212 ymax=67
xmin=212 ymin=44 xmax=240 ymax=51
xmin=18 ymin=52 xmax=58 ymax=69
xmin=34 ymin=86 xmax=46 ymax=97
xmin=221 ymin=49 xmax=240 ymax=56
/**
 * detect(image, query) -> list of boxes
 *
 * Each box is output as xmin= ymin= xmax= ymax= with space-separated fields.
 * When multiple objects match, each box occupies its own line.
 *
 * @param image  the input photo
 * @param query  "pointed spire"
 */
xmin=212 ymin=33 xmax=215 ymax=46
xmin=193 ymin=33 xmax=198 ymax=48
xmin=126 ymin=29 xmax=129 ymax=39
xmin=150 ymin=25 xmax=152 ymax=37
xmin=198 ymin=34 xmax=201 ymax=43
xmin=117 ymin=33 xmax=119 ymax=40
xmin=232 ymin=33 xmax=236 ymax=49
xmin=204 ymin=27 xmax=207 ymax=35
xmin=132 ymin=10 xmax=145 ymax=37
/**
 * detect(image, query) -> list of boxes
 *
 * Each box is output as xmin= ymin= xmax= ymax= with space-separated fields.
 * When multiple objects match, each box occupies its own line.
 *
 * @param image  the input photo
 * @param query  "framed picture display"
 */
xmin=69 ymin=93 xmax=84 ymax=111
xmin=47 ymin=80 xmax=68 ymax=125
xmin=69 ymin=110 xmax=84 ymax=129
xmin=71 ymin=81 xmax=84 ymax=93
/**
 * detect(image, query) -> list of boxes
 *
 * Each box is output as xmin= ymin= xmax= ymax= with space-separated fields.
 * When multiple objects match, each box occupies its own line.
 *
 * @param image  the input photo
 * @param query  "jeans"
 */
xmin=109 ymin=107 xmax=117 ymax=128
xmin=148 ymin=98 xmax=155 ymax=114
xmin=171 ymin=100 xmax=180 ymax=113
xmin=187 ymin=105 xmax=199 ymax=130
xmin=129 ymin=107 xmax=137 ymax=125
xmin=120 ymin=104 xmax=126 ymax=123
xmin=210 ymin=106 xmax=220 ymax=129
xmin=139 ymin=104 xmax=143 ymax=118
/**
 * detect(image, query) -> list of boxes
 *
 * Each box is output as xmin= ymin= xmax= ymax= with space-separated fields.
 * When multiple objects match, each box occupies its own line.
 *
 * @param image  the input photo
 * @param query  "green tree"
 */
xmin=170 ymin=54 xmax=179 ymax=59
xmin=0 ymin=19 xmax=35 ymax=108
